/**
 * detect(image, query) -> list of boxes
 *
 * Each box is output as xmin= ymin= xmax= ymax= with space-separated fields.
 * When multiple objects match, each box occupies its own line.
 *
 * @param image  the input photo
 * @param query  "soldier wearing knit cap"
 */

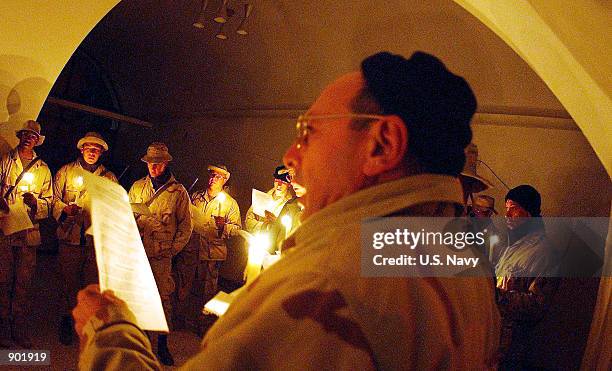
xmin=496 ymin=184 xmax=559 ymax=369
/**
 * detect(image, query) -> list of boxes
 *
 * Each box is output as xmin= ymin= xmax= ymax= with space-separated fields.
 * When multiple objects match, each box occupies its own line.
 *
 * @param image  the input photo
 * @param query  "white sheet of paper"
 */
xmin=0 ymin=200 xmax=34 ymax=235
xmin=130 ymin=202 xmax=152 ymax=216
xmin=82 ymin=171 xmax=168 ymax=332
xmin=251 ymin=189 xmax=275 ymax=217
xmin=203 ymin=288 xmax=243 ymax=317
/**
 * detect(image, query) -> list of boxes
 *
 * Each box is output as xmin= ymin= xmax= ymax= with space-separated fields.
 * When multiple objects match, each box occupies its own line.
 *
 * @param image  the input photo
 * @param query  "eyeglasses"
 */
xmin=209 ymin=172 xmax=226 ymax=181
xmin=295 ymin=113 xmax=385 ymax=149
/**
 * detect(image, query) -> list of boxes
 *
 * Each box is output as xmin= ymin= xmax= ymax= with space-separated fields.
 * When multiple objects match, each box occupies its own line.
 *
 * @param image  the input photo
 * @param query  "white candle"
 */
xmin=217 ymin=191 xmax=226 ymax=215
xmin=246 ymin=232 xmax=270 ymax=284
xmin=21 ymin=172 xmax=34 ymax=193
xmin=280 ymin=215 xmax=292 ymax=239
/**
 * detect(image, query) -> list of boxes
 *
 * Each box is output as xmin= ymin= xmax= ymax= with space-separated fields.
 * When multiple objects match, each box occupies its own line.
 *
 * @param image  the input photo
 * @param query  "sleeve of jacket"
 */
xmin=78 ymin=302 xmax=161 ymax=370
xmin=223 ymin=199 xmax=241 ymax=238
xmin=180 ymin=272 xmax=376 ymax=370
xmin=52 ymin=166 xmax=68 ymax=221
xmin=497 ymin=277 xmax=560 ymax=322
xmin=33 ymin=166 xmax=52 ymax=220
xmin=245 ymin=205 xmax=264 ymax=233
xmin=171 ymin=187 xmax=193 ymax=255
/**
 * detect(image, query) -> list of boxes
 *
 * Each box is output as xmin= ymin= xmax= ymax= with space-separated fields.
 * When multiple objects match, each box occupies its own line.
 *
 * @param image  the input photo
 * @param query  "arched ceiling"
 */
xmin=78 ymin=0 xmax=568 ymax=122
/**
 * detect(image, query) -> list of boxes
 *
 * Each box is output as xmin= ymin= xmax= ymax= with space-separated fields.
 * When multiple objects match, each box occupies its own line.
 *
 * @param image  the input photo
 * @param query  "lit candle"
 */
xmin=21 ymin=172 xmax=34 ymax=193
xmin=71 ymin=176 xmax=84 ymax=205
xmin=216 ymin=191 xmax=226 ymax=215
xmin=280 ymin=215 xmax=292 ymax=240
xmin=246 ymin=232 xmax=270 ymax=285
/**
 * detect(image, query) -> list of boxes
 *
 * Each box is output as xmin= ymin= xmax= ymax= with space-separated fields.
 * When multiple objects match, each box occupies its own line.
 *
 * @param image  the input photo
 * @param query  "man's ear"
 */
xmin=362 ymin=115 xmax=408 ymax=177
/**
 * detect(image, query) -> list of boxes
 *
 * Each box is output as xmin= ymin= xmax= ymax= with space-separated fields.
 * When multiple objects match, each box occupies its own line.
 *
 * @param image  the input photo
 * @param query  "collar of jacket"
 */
xmin=293 ymin=174 xmax=463 ymax=249
xmin=77 ymin=157 xmax=100 ymax=173
xmin=11 ymin=147 xmax=38 ymax=162
xmin=147 ymin=173 xmax=175 ymax=191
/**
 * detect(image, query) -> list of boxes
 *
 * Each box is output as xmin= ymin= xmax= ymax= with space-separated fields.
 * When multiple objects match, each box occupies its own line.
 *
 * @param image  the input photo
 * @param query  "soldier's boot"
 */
xmin=59 ymin=315 xmax=74 ymax=346
xmin=157 ymin=334 xmax=174 ymax=366
xmin=0 ymin=317 xmax=15 ymax=348
xmin=12 ymin=317 xmax=32 ymax=349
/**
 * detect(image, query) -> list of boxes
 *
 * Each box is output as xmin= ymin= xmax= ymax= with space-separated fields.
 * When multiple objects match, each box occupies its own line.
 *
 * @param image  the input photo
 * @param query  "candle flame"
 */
xmin=281 ymin=215 xmax=292 ymax=231
xmin=217 ymin=192 xmax=227 ymax=203
xmin=75 ymin=176 xmax=84 ymax=188
xmin=22 ymin=172 xmax=34 ymax=184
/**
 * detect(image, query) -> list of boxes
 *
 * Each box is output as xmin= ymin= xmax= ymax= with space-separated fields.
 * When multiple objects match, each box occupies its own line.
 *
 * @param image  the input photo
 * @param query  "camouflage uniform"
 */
xmin=185 ymin=190 xmax=240 ymax=318
xmin=78 ymin=175 xmax=501 ymax=370
xmin=128 ymin=175 xmax=192 ymax=329
xmin=52 ymin=160 xmax=117 ymax=314
xmin=0 ymin=148 xmax=52 ymax=340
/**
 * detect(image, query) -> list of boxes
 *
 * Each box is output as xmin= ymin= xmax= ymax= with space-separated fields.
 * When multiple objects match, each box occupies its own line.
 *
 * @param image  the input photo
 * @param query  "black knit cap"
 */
xmin=361 ymin=51 xmax=475 ymax=176
xmin=274 ymin=165 xmax=291 ymax=183
xmin=505 ymin=185 xmax=542 ymax=217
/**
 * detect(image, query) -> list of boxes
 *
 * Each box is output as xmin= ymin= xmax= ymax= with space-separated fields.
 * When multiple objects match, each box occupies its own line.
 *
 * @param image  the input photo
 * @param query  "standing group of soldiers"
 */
xmin=0 ymin=120 xmax=302 ymax=366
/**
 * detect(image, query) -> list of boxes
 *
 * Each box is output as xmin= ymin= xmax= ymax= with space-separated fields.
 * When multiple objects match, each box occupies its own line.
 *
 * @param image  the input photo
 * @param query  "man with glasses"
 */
xmin=174 ymin=164 xmax=241 ymax=335
xmin=52 ymin=132 xmax=118 ymax=346
xmin=74 ymin=52 xmax=500 ymax=369
xmin=0 ymin=120 xmax=52 ymax=349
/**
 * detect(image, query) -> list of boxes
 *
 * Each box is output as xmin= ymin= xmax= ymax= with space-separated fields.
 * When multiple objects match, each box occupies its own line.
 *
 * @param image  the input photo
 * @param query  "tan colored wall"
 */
xmin=0 ymin=0 xmax=120 ymax=153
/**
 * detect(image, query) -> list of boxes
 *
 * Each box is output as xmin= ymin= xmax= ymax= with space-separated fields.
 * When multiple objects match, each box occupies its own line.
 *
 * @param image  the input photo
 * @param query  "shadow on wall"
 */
xmin=0 ymin=55 xmax=52 ymax=155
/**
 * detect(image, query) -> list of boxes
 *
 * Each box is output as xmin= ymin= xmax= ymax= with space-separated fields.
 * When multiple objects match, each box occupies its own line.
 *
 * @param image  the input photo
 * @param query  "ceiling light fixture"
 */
xmin=236 ymin=3 xmax=253 ymax=35
xmin=192 ymin=0 xmax=209 ymax=29
xmin=213 ymin=0 xmax=229 ymax=23
xmin=215 ymin=23 xmax=228 ymax=39
xmin=193 ymin=1 xmax=252 ymax=39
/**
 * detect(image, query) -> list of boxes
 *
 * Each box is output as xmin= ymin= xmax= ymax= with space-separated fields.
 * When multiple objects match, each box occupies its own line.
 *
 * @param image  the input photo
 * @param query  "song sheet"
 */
xmin=251 ymin=189 xmax=276 ymax=217
xmin=82 ymin=171 xmax=168 ymax=332
xmin=0 ymin=200 xmax=34 ymax=235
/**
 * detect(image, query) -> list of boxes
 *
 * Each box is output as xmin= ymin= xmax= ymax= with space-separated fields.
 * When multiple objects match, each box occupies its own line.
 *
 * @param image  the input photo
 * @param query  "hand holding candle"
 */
xmin=22 ymin=192 xmax=37 ymax=208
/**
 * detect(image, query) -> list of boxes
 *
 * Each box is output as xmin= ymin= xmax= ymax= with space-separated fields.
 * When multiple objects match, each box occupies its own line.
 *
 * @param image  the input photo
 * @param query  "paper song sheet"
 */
xmin=251 ymin=189 xmax=277 ymax=217
xmin=0 ymin=199 xmax=34 ymax=235
xmin=81 ymin=171 xmax=168 ymax=332
xmin=203 ymin=288 xmax=244 ymax=317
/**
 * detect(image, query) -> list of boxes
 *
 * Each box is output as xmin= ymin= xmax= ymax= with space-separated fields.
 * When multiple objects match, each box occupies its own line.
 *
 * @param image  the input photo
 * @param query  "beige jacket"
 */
xmin=0 ymin=148 xmax=52 ymax=246
xmin=52 ymin=160 xmax=118 ymax=245
xmin=191 ymin=190 xmax=241 ymax=261
xmin=78 ymin=174 xmax=500 ymax=370
xmin=128 ymin=175 xmax=192 ymax=258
